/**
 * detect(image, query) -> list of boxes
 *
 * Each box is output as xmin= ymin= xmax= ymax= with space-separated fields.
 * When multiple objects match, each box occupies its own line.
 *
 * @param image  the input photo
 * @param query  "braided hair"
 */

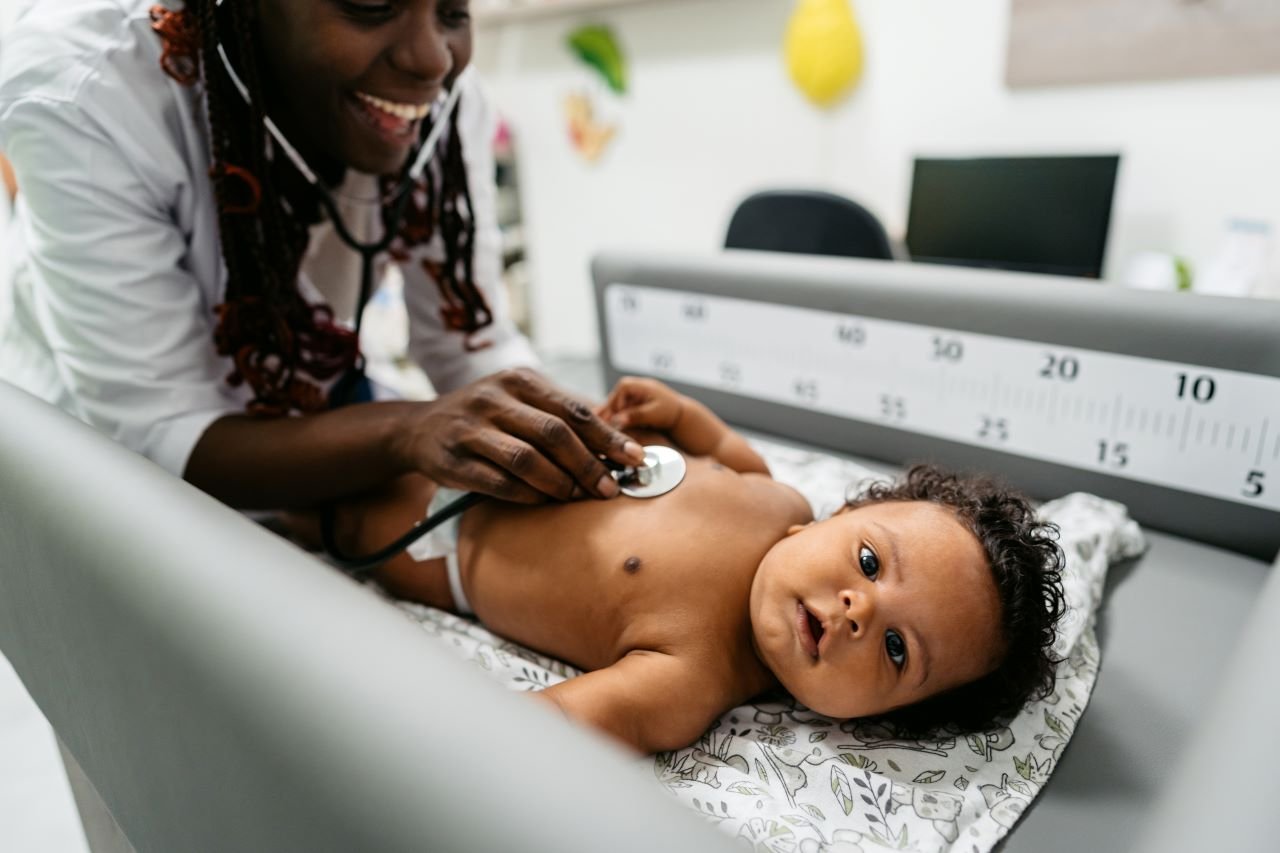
xmin=151 ymin=1 xmax=493 ymax=416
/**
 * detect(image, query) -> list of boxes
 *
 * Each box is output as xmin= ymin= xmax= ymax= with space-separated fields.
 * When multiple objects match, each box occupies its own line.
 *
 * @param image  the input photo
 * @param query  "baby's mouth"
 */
xmin=796 ymin=602 xmax=825 ymax=660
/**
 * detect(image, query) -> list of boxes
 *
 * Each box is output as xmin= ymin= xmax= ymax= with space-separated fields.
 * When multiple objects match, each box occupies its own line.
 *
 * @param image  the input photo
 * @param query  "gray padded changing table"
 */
xmin=0 ymin=250 xmax=1276 ymax=852
xmin=551 ymin=353 xmax=1275 ymax=853
xmin=590 ymin=251 xmax=1280 ymax=852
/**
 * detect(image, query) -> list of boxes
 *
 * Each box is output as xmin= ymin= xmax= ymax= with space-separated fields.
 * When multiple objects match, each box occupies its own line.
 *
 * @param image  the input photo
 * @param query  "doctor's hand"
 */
xmin=396 ymin=368 xmax=647 ymax=504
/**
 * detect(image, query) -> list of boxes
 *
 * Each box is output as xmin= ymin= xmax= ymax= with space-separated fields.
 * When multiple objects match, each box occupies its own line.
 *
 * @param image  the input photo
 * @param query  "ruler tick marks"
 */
xmin=608 ymin=285 xmax=1280 ymax=514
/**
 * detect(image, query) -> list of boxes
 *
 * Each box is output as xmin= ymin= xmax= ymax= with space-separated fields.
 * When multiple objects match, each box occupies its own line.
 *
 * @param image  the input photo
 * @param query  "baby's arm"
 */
xmin=538 ymin=650 xmax=731 ymax=754
xmin=597 ymin=377 xmax=769 ymax=474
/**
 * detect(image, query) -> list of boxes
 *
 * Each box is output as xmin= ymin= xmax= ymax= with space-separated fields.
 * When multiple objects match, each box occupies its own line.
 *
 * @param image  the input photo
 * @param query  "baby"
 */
xmin=335 ymin=377 xmax=1066 ymax=753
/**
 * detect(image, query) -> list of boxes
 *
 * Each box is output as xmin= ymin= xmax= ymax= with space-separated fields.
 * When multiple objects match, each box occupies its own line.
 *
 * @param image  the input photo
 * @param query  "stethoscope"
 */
xmin=321 ymin=447 xmax=689 ymax=574
xmin=214 ymin=7 xmax=687 ymax=572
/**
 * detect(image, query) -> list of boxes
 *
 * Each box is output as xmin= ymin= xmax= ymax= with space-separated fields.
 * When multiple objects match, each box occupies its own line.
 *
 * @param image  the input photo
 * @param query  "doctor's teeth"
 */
xmin=355 ymin=92 xmax=430 ymax=121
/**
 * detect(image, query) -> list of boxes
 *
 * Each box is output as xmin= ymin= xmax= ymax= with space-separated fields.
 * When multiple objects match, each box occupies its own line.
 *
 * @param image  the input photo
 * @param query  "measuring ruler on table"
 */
xmin=603 ymin=284 xmax=1280 ymax=515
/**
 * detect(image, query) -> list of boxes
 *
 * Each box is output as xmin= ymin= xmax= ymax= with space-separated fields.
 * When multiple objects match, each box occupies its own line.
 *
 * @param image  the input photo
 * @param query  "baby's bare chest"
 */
xmin=458 ymin=467 xmax=797 ymax=669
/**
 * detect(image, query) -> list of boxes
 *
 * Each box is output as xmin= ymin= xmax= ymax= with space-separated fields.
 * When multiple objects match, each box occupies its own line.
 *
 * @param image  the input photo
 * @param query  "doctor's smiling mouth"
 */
xmin=254 ymin=0 xmax=474 ymax=177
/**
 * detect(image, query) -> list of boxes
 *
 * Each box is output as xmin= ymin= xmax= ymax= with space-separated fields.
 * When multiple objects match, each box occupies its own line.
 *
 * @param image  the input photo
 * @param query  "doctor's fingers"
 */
xmin=434 ymin=453 xmax=549 ymax=505
xmin=493 ymin=403 xmax=624 ymax=500
xmin=463 ymin=430 xmax=594 ymax=503
xmin=496 ymin=369 xmax=644 ymax=468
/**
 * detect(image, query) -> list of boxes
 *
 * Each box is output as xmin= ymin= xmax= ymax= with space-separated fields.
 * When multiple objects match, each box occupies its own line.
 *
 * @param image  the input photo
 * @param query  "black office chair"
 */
xmin=724 ymin=190 xmax=895 ymax=261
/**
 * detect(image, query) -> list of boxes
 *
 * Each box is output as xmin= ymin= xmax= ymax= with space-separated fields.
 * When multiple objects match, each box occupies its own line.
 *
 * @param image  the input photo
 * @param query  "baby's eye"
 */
xmin=858 ymin=545 xmax=879 ymax=580
xmin=885 ymin=629 xmax=907 ymax=668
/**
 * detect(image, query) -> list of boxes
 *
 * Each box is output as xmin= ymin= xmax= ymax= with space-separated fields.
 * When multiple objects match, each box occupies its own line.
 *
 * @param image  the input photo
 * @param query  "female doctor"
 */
xmin=0 ymin=0 xmax=644 ymax=512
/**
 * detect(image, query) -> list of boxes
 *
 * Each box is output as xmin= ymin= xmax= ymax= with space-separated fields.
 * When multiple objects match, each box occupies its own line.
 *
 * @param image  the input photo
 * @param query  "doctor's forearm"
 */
xmin=184 ymin=402 xmax=419 ymax=509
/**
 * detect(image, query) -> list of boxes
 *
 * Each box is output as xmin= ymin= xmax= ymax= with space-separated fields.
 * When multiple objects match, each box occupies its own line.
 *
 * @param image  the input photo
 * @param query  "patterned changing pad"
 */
xmin=397 ymin=439 xmax=1145 ymax=852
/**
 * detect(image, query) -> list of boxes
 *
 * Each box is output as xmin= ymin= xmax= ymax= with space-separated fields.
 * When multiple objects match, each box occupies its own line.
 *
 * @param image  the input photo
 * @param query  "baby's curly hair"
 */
xmin=843 ymin=464 xmax=1066 ymax=734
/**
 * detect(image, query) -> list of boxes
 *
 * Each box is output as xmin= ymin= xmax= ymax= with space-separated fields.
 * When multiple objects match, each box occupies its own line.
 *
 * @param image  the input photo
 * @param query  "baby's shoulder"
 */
xmin=736 ymin=471 xmax=814 ymax=525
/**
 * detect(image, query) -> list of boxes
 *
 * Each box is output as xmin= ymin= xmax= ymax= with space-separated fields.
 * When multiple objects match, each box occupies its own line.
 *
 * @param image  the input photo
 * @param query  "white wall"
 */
xmin=475 ymin=0 xmax=1280 ymax=355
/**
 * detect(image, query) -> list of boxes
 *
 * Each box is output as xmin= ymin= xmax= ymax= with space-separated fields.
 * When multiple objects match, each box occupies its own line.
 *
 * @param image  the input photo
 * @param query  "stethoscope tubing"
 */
xmin=321 ymin=491 xmax=488 ymax=575
xmin=323 ymin=459 xmax=640 ymax=574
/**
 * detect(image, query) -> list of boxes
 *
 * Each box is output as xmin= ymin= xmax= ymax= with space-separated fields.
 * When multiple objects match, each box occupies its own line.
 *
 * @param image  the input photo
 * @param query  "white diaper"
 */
xmin=405 ymin=487 xmax=473 ymax=614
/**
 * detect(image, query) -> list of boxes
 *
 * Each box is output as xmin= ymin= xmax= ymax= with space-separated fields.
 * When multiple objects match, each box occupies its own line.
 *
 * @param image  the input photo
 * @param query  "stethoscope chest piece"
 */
xmin=614 ymin=445 xmax=687 ymax=498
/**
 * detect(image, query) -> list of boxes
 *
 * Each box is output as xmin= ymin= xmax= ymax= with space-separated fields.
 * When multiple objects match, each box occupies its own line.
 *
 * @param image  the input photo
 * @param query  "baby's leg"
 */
xmin=335 ymin=474 xmax=459 ymax=612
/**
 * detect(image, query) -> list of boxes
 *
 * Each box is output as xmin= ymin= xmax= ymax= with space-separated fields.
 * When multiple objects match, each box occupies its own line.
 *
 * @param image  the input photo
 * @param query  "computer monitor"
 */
xmin=905 ymin=155 xmax=1120 ymax=279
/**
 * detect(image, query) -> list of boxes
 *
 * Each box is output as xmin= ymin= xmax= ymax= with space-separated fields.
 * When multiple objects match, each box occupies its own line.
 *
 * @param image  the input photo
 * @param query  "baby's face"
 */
xmin=749 ymin=501 xmax=1004 ymax=719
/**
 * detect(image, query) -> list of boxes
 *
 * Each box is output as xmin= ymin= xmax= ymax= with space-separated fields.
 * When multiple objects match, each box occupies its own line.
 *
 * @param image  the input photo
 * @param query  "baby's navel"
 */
xmin=623 ymin=556 xmax=642 ymax=575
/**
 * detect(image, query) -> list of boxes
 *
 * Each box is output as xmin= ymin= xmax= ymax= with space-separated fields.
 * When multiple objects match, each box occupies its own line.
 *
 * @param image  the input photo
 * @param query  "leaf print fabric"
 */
xmin=397 ymin=439 xmax=1145 ymax=852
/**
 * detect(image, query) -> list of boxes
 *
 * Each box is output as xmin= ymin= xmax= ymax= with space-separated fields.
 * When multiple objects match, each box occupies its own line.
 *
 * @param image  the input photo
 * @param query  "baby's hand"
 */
xmin=597 ymin=376 xmax=685 ymax=431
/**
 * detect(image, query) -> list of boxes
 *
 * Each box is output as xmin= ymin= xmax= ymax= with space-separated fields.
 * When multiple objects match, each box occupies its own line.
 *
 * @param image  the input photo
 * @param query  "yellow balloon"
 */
xmin=785 ymin=0 xmax=864 ymax=108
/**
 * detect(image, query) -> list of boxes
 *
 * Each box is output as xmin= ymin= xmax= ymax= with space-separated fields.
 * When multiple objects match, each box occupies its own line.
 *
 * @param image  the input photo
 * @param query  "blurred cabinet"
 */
xmin=493 ymin=121 xmax=532 ymax=336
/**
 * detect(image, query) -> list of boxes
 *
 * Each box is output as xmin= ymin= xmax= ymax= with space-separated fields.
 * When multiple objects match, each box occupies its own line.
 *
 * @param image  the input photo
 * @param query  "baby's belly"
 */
xmin=457 ymin=497 xmax=657 ymax=670
xmin=450 ymin=457 xmax=794 ymax=672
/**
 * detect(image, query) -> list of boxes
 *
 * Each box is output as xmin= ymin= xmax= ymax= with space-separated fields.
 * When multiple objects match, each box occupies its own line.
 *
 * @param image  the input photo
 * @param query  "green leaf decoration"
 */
xmin=913 ymin=769 xmax=946 ymax=784
xmin=887 ymin=759 xmax=901 ymax=772
xmin=831 ymin=766 xmax=855 ymax=816
xmin=802 ymin=803 xmax=826 ymax=821
xmin=809 ymin=731 xmax=828 ymax=743
xmin=567 ymin=25 xmax=628 ymax=95
xmin=1044 ymin=709 xmax=1069 ymax=737
xmin=1013 ymin=754 xmax=1032 ymax=781
xmin=727 ymin=782 xmax=766 ymax=796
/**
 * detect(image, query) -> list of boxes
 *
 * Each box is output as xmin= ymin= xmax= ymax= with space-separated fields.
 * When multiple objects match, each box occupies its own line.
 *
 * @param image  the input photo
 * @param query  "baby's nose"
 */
xmin=840 ymin=589 xmax=875 ymax=636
